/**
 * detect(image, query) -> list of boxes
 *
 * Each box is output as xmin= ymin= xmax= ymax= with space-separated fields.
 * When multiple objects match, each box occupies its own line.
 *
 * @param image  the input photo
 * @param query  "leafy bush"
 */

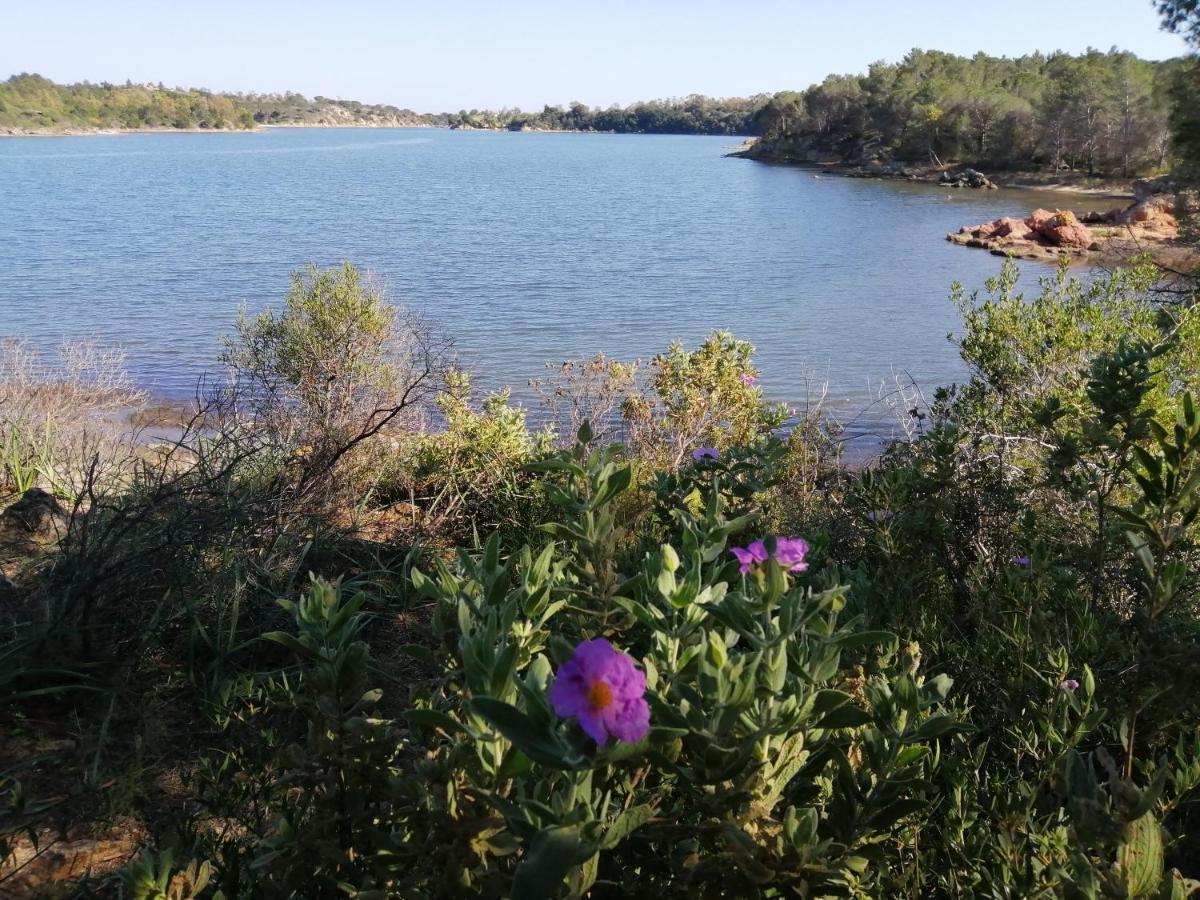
xmin=222 ymin=262 xmax=449 ymax=466
xmin=2 ymin=261 xmax=1198 ymax=898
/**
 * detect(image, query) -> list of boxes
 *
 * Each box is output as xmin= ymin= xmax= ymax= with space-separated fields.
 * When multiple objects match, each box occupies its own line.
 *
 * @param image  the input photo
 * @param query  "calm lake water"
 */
xmin=0 ymin=128 xmax=1117 ymax=440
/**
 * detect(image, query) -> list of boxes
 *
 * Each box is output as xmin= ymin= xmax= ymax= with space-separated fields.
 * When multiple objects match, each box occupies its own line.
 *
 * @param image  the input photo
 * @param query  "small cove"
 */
xmin=0 ymin=127 xmax=1119 ymax=443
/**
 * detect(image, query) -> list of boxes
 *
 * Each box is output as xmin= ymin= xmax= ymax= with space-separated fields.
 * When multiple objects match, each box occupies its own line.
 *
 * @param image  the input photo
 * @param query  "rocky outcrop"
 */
xmin=949 ymin=194 xmax=1189 ymax=264
xmin=1031 ymin=209 xmax=1095 ymax=248
xmin=1132 ymin=176 xmax=1177 ymax=202
xmin=731 ymin=141 xmax=1009 ymax=189
xmin=729 ymin=135 xmax=829 ymax=164
xmin=940 ymin=168 xmax=998 ymax=189
xmin=949 ymin=208 xmax=1098 ymax=259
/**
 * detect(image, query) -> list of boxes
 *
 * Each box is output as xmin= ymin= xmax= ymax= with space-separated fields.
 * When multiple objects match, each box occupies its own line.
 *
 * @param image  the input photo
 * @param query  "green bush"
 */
xmin=3 ymin=262 xmax=1198 ymax=899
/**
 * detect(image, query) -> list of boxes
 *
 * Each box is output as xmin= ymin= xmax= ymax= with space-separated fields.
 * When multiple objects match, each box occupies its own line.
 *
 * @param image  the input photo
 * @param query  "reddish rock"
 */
xmin=1026 ymin=208 xmax=1056 ymax=230
xmin=1042 ymin=222 xmax=1096 ymax=249
xmin=1120 ymin=195 xmax=1177 ymax=228
xmin=972 ymin=221 xmax=998 ymax=238
xmin=993 ymin=217 xmax=1033 ymax=239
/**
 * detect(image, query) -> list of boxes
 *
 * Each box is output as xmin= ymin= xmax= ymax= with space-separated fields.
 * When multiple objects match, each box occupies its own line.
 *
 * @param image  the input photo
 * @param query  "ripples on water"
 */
xmin=0 ymin=127 xmax=1117 ymax=447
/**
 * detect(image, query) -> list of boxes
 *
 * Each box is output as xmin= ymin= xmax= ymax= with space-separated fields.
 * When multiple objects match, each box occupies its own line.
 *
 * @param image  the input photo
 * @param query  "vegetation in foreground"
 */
xmin=1 ymin=256 xmax=1198 ymax=898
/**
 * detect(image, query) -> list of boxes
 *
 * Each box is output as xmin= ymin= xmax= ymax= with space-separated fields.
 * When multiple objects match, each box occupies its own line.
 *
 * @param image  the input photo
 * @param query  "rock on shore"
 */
xmin=730 ymin=137 xmax=998 ymax=188
xmin=947 ymin=191 xmax=1188 ymax=263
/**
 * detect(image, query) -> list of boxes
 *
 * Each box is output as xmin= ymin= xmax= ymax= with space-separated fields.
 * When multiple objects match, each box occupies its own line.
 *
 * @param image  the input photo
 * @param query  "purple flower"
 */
xmin=731 ymin=541 xmax=768 ymax=573
xmin=1011 ymin=556 xmax=1032 ymax=567
xmin=867 ymin=510 xmax=893 ymax=522
xmin=730 ymin=536 xmax=810 ymax=574
xmin=774 ymin=537 xmax=811 ymax=572
xmin=548 ymin=638 xmax=650 ymax=745
xmin=692 ymin=447 xmax=720 ymax=462
xmin=739 ymin=374 xmax=759 ymax=387
xmin=1060 ymin=678 xmax=1080 ymax=693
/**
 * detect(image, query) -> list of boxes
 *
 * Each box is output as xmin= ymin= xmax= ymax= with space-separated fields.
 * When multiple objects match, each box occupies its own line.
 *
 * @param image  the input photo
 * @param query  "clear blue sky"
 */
xmin=3 ymin=0 xmax=1189 ymax=111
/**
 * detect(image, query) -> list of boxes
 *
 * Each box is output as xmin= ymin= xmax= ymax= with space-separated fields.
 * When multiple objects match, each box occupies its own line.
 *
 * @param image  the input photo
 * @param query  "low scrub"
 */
xmin=0 ymin=261 xmax=1197 ymax=898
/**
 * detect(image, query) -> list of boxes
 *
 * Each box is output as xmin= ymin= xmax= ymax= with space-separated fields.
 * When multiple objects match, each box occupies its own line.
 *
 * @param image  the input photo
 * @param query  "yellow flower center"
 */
xmin=586 ymin=680 xmax=614 ymax=711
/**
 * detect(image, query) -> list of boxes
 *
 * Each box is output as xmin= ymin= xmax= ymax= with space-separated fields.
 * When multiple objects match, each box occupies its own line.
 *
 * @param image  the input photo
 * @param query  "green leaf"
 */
xmin=810 ymin=689 xmax=855 ymax=717
xmin=910 ymin=714 xmax=970 ymax=742
xmin=261 ymin=631 xmax=321 ymax=662
xmin=403 ymin=709 xmax=476 ymax=738
xmin=467 ymin=698 xmax=582 ymax=770
xmin=512 ymin=825 xmax=591 ymax=900
xmin=1119 ymin=813 xmax=1163 ymax=898
xmin=599 ymin=804 xmax=655 ymax=850
xmin=832 ymin=630 xmax=896 ymax=648
xmin=866 ymin=798 xmax=927 ymax=831
xmin=817 ymin=705 xmax=874 ymax=729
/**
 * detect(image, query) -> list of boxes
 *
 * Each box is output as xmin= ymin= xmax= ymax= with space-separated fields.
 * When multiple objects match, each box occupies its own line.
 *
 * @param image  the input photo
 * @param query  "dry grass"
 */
xmin=0 ymin=340 xmax=147 ymax=500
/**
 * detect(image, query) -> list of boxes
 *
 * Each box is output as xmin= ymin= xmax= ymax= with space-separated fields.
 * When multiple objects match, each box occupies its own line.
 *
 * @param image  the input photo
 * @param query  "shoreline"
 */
xmin=1 ymin=123 xmax=752 ymax=139
xmin=0 ymin=123 xmax=434 ymax=138
xmin=726 ymin=141 xmax=1137 ymax=199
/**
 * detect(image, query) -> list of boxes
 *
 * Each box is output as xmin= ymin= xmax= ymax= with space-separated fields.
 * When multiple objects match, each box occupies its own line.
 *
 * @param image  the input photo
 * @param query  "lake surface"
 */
xmin=0 ymin=128 xmax=1117 ymax=441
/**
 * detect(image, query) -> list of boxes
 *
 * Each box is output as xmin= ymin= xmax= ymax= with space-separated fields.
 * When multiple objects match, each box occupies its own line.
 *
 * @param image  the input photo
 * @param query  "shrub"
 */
xmin=221 ymin=262 xmax=450 ymax=464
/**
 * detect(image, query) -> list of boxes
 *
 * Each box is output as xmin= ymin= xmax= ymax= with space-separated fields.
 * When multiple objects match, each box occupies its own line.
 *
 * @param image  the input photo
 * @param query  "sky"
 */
xmin=2 ymin=0 xmax=1190 ymax=111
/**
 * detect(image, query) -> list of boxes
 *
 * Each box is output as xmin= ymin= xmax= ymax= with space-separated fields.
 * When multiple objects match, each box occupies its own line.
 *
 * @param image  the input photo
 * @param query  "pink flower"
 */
xmin=730 ymin=537 xmax=810 ymax=574
xmin=1060 ymin=678 xmax=1080 ymax=692
xmin=692 ymin=447 xmax=719 ymax=462
xmin=773 ymin=537 xmax=811 ymax=572
xmin=731 ymin=541 xmax=768 ymax=573
xmin=739 ymin=374 xmax=759 ymax=387
xmin=548 ymin=638 xmax=650 ymax=745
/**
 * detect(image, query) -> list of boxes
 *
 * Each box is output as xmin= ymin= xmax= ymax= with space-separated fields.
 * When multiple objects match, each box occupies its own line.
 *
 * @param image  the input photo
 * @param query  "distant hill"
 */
xmin=0 ymin=73 xmax=256 ymax=133
xmin=0 ymin=74 xmax=763 ymax=136
xmin=232 ymin=92 xmax=444 ymax=129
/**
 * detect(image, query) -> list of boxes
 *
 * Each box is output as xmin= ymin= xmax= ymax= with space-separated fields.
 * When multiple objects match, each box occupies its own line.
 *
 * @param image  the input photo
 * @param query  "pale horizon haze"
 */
xmin=3 ymin=0 xmax=1190 ymax=111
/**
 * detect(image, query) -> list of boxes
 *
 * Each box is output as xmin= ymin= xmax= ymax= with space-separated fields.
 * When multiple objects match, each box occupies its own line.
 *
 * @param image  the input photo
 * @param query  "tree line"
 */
xmin=3 ymin=37 xmax=1197 ymax=183
xmin=753 ymin=48 xmax=1187 ymax=176
xmin=0 ymin=74 xmax=256 ymax=131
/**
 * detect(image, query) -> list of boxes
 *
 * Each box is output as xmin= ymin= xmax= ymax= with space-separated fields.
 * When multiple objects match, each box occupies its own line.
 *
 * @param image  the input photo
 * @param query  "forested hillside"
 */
xmin=233 ymin=91 xmax=440 ymax=128
xmin=2 ymin=48 xmax=1191 ymax=171
xmin=750 ymin=48 xmax=1184 ymax=175
xmin=448 ymin=95 xmax=764 ymax=134
xmin=0 ymin=74 xmax=256 ymax=132
xmin=0 ymin=74 xmax=763 ymax=136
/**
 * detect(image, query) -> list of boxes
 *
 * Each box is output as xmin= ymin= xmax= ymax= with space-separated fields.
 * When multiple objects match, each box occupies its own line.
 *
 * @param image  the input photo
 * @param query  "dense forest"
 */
xmin=750 ymin=48 xmax=1185 ymax=176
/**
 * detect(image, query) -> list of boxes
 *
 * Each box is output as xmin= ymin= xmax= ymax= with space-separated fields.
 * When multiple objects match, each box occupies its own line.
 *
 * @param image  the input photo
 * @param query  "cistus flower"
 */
xmin=730 ymin=537 xmax=810 ymax=574
xmin=549 ymin=638 xmax=650 ymax=745
xmin=739 ymin=374 xmax=759 ymax=387
xmin=773 ymin=537 xmax=810 ymax=572
xmin=1011 ymin=556 xmax=1032 ymax=567
xmin=692 ymin=447 xmax=719 ymax=462
xmin=1060 ymin=678 xmax=1080 ymax=692
xmin=730 ymin=541 xmax=768 ymax=573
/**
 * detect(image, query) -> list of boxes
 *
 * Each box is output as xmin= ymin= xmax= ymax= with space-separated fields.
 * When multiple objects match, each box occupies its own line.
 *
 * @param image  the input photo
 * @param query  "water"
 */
xmin=0 ymin=127 xmax=1117 ymax=439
